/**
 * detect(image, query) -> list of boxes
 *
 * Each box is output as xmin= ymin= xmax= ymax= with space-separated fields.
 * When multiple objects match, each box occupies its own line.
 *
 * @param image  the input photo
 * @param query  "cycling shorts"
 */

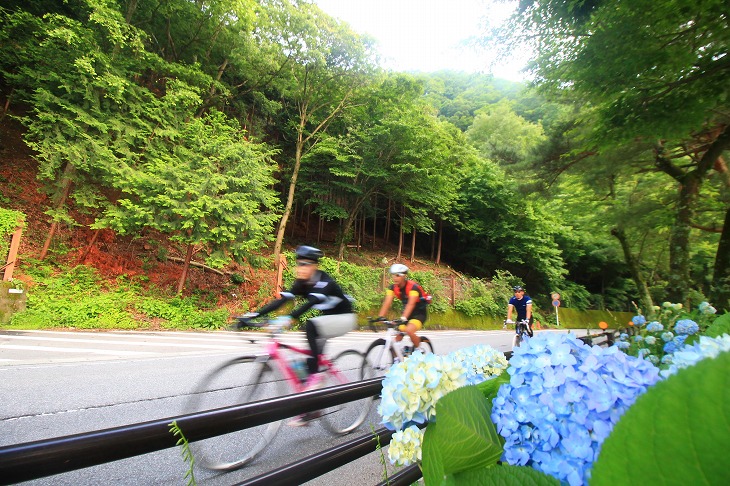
xmin=398 ymin=312 xmax=426 ymax=332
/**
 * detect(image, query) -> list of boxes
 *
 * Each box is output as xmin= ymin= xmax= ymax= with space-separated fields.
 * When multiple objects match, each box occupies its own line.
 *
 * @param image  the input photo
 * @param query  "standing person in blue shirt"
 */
xmin=505 ymin=285 xmax=534 ymax=337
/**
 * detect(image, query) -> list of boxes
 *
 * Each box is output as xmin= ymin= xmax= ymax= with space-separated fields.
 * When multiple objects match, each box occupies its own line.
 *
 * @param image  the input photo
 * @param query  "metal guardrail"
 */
xmin=0 ymin=377 xmax=382 ymax=485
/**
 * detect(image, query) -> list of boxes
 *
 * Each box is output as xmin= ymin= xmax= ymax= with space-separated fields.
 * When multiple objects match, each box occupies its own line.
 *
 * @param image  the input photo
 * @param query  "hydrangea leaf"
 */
xmin=705 ymin=312 xmax=730 ymax=338
xmin=591 ymin=350 xmax=730 ymax=485
xmin=476 ymin=371 xmax=510 ymax=402
xmin=442 ymin=464 xmax=559 ymax=485
xmin=422 ymin=386 xmax=503 ymax=485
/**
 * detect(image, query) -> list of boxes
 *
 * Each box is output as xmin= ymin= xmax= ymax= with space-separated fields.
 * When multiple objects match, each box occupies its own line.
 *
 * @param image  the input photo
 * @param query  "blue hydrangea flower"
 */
xmin=698 ymin=301 xmax=717 ymax=315
xmin=619 ymin=333 xmax=628 ymax=341
xmin=674 ymin=319 xmax=699 ymax=335
xmin=633 ymin=335 xmax=644 ymax=343
xmin=616 ymin=341 xmax=630 ymax=350
xmin=646 ymin=322 xmax=663 ymax=332
xmin=491 ymin=332 xmax=660 ymax=486
xmin=661 ymin=331 xmax=674 ymax=342
xmin=661 ymin=334 xmax=730 ymax=377
xmin=644 ymin=336 xmax=657 ymax=345
xmin=632 ymin=315 xmax=647 ymax=327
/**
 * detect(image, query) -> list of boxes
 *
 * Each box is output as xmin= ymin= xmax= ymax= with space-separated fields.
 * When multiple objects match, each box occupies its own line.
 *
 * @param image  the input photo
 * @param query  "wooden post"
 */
xmin=3 ymin=225 xmax=23 ymax=281
xmin=275 ymin=254 xmax=287 ymax=298
xmin=450 ymin=275 xmax=456 ymax=305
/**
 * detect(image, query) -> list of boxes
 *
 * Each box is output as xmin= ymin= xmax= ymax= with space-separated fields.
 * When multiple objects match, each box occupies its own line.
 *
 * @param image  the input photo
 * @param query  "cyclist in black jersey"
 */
xmin=238 ymin=245 xmax=356 ymax=384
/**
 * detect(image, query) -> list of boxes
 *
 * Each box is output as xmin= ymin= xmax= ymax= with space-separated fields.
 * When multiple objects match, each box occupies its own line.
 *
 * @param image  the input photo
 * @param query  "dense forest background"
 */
xmin=1 ymin=0 xmax=728 ymax=318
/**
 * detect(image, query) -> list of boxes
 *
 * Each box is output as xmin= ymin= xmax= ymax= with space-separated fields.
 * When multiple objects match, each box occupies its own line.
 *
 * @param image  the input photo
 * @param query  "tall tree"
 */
xmin=492 ymin=0 xmax=730 ymax=305
xmin=256 ymin=0 xmax=376 ymax=264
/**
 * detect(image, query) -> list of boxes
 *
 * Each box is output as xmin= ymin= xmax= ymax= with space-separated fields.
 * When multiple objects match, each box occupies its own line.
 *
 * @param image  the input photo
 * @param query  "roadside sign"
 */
xmin=552 ymin=299 xmax=560 ymax=307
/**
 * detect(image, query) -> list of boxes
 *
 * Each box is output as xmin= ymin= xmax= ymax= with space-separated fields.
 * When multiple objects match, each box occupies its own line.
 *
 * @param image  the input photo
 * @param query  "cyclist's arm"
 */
xmin=525 ymin=302 xmax=533 ymax=321
xmin=506 ymin=303 xmax=514 ymax=321
xmin=378 ymin=289 xmax=395 ymax=318
xmin=256 ymin=292 xmax=294 ymax=316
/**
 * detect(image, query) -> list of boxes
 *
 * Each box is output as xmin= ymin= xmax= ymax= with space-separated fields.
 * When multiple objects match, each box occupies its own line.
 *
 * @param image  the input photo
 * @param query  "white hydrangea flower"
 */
xmin=451 ymin=344 xmax=508 ymax=384
xmin=387 ymin=425 xmax=424 ymax=466
xmin=378 ymin=351 xmax=468 ymax=430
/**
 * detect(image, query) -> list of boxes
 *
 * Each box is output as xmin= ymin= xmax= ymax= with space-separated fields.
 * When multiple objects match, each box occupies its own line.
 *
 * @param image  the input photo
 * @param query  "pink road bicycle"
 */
xmin=183 ymin=317 xmax=373 ymax=471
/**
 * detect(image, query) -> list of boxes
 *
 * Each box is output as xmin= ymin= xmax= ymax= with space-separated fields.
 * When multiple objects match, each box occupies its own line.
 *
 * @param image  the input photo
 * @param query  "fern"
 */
xmin=169 ymin=420 xmax=197 ymax=486
xmin=372 ymin=424 xmax=390 ymax=485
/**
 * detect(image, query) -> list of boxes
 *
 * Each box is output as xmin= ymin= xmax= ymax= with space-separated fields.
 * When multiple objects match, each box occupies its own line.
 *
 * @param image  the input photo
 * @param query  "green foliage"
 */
xmin=421 ymin=382 xmax=558 ymax=485
xmin=705 ymin=312 xmax=730 ymax=339
xmin=7 ymin=261 xmax=227 ymax=330
xmin=169 ymin=420 xmax=197 ymax=486
xmin=453 ymin=278 xmax=501 ymax=317
xmin=0 ymin=207 xmax=25 ymax=258
xmin=590 ymin=350 xmax=730 ymax=486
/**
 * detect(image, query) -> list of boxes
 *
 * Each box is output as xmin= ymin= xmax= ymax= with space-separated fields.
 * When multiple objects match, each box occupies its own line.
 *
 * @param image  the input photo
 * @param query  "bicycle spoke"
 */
xmin=183 ymin=356 xmax=287 ymax=471
xmin=363 ymin=338 xmax=394 ymax=379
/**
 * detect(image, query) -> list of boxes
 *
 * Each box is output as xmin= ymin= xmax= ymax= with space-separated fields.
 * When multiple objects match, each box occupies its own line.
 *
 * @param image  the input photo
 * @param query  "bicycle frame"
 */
xmin=249 ymin=328 xmax=348 ymax=393
xmin=371 ymin=320 xmax=409 ymax=367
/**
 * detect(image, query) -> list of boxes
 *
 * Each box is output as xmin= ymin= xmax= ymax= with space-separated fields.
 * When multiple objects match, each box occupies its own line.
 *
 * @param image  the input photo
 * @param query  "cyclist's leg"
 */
xmin=398 ymin=318 xmax=422 ymax=347
xmin=304 ymin=319 xmax=321 ymax=375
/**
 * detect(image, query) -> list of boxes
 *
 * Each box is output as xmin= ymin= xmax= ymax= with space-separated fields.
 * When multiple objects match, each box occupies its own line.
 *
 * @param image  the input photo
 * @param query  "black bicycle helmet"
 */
xmin=295 ymin=245 xmax=323 ymax=262
xmin=513 ymin=285 xmax=524 ymax=292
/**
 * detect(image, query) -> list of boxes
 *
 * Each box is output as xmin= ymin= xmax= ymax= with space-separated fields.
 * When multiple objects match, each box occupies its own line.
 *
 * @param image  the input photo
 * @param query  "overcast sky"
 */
xmin=313 ymin=0 xmax=529 ymax=81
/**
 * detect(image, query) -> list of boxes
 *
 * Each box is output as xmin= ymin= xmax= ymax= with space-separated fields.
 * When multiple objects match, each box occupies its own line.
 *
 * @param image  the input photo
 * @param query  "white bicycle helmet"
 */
xmin=389 ymin=263 xmax=409 ymax=275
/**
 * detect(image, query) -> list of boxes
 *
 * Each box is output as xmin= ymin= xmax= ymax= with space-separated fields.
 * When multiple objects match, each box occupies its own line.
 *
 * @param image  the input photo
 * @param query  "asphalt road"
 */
xmin=0 ymin=327 xmax=586 ymax=485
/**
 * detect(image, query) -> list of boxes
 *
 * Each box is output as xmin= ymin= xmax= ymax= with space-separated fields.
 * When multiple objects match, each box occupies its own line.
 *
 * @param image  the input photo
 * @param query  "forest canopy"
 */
xmin=1 ymin=0 xmax=728 ymax=313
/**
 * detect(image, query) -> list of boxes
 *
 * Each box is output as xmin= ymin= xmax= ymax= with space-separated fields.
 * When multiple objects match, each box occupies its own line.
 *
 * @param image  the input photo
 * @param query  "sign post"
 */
xmin=551 ymin=292 xmax=561 ymax=327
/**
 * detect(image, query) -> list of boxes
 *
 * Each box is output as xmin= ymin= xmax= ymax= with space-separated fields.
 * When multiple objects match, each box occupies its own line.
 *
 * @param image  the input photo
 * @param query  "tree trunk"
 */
xmin=77 ymin=229 xmax=101 ymax=264
xmin=666 ymin=175 xmax=699 ymax=305
xmin=176 ymin=243 xmax=194 ymax=295
xmin=410 ymin=230 xmax=416 ymax=261
xmin=372 ymin=197 xmax=377 ymax=249
xmin=710 ymin=205 xmax=730 ymax=312
xmin=397 ymin=219 xmax=403 ymax=261
xmin=273 ymin=137 xmax=304 ymax=265
xmin=436 ymin=220 xmax=443 ymax=265
xmin=384 ymin=198 xmax=391 ymax=243
xmin=611 ymin=227 xmax=654 ymax=317
xmin=40 ymin=164 xmax=75 ymax=261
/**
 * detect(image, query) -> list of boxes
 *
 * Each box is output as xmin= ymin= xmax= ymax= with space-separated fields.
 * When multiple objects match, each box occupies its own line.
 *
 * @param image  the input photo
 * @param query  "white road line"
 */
xmin=0 ymin=335 xmax=242 ymax=350
xmin=0 ymin=345 xmax=158 ymax=356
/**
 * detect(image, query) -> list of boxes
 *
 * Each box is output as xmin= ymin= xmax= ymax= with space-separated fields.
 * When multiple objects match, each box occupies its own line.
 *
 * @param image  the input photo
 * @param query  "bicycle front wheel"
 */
xmin=183 ymin=356 xmax=287 ymax=471
xmin=319 ymin=349 xmax=373 ymax=435
xmin=363 ymin=338 xmax=395 ymax=379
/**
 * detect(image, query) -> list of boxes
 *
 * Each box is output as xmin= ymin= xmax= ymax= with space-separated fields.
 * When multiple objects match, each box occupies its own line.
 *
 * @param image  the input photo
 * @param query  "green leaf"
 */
xmin=705 ymin=312 xmax=730 ymax=338
xmin=445 ymin=464 xmax=559 ymax=485
xmin=422 ymin=386 xmax=503 ymax=485
xmin=591 ymin=351 xmax=730 ymax=485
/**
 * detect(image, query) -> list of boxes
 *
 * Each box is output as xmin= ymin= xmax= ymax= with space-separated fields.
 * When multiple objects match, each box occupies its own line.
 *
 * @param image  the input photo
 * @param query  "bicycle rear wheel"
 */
xmin=319 ymin=349 xmax=373 ymax=435
xmin=184 ymin=356 xmax=287 ymax=470
xmin=363 ymin=338 xmax=395 ymax=379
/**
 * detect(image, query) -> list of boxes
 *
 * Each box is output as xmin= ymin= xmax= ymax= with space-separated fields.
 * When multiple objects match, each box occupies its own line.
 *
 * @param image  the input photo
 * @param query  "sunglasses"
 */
xmin=392 ymin=273 xmax=406 ymax=277
xmin=296 ymin=260 xmax=316 ymax=266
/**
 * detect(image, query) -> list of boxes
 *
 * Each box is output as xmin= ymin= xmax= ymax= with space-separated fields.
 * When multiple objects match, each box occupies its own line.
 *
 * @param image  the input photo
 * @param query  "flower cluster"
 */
xmin=490 ymin=332 xmax=660 ymax=486
xmin=379 ymin=344 xmax=508 ymax=466
xmin=661 ymin=334 xmax=730 ymax=377
xmin=450 ymin=344 xmax=509 ymax=385
xmin=618 ymin=301 xmax=717 ymax=365
xmin=378 ymin=351 xmax=468 ymax=431
xmin=387 ymin=425 xmax=424 ymax=466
